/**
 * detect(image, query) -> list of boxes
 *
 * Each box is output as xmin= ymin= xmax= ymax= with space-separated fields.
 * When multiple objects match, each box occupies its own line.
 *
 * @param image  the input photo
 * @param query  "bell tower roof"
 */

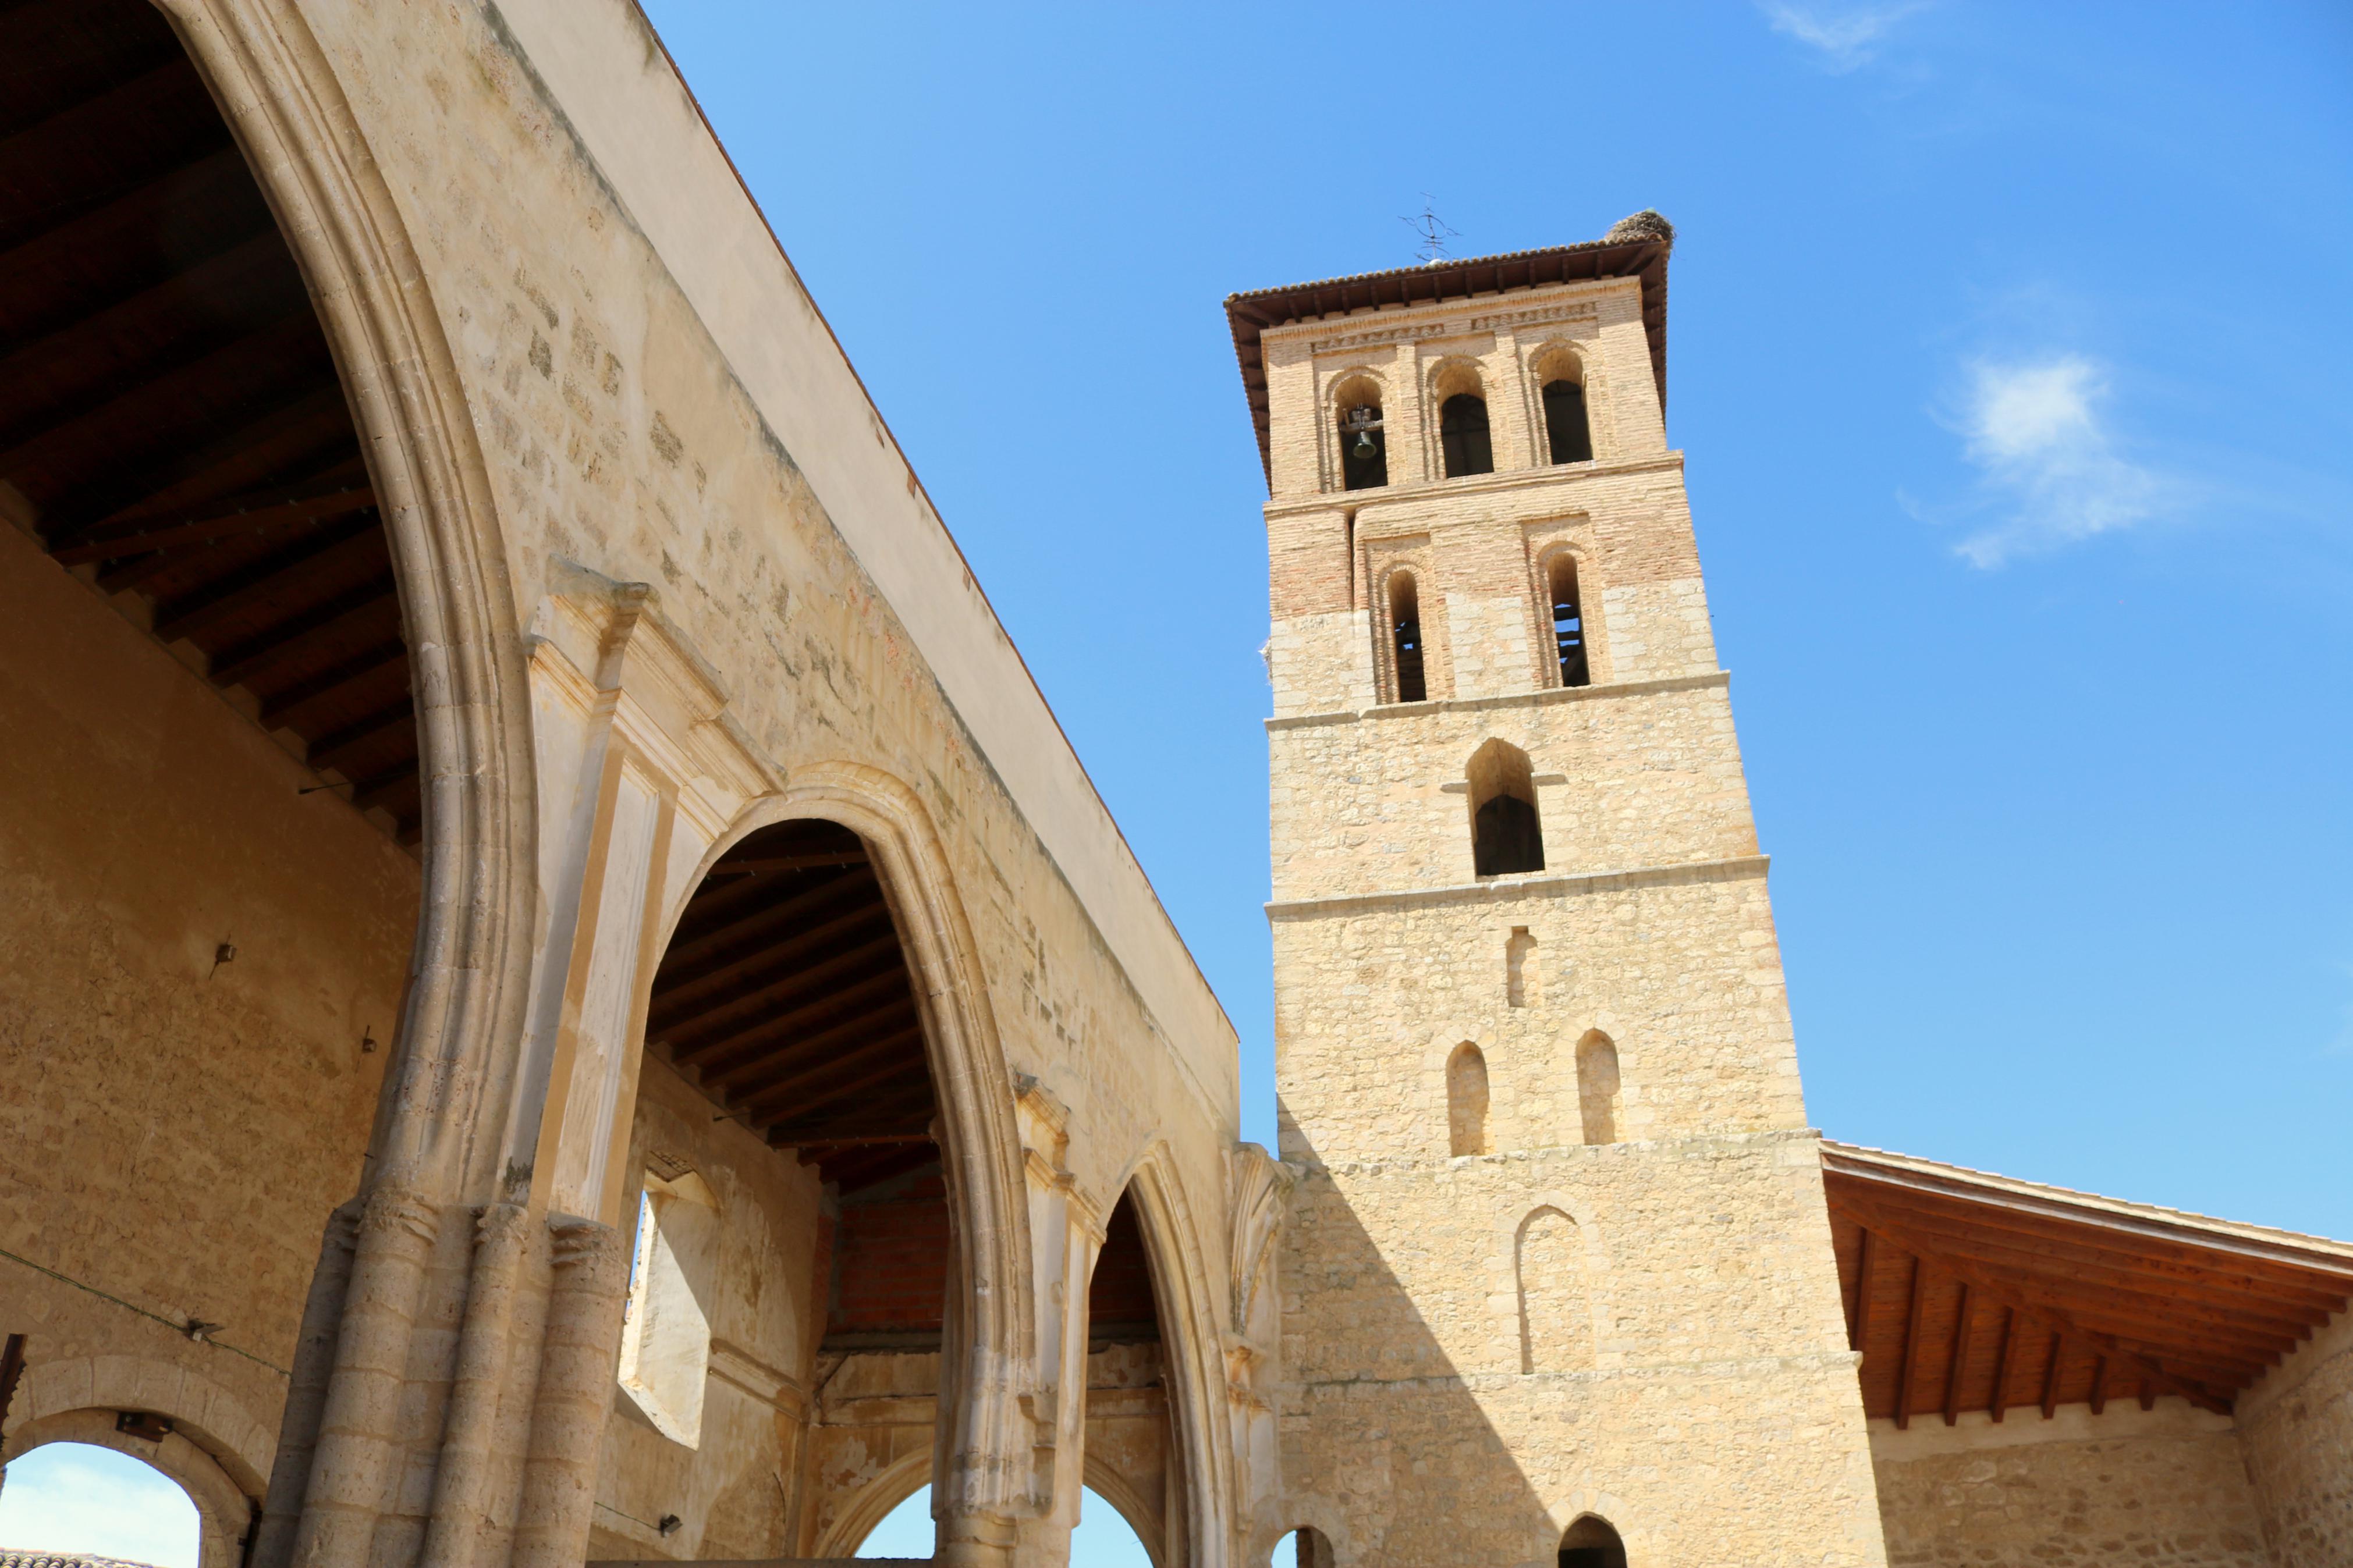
xmin=1222 ymin=211 xmax=1674 ymax=486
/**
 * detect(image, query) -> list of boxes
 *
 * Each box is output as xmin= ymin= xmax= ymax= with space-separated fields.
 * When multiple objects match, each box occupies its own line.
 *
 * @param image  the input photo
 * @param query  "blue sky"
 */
xmin=637 ymin=0 xmax=2353 ymax=1240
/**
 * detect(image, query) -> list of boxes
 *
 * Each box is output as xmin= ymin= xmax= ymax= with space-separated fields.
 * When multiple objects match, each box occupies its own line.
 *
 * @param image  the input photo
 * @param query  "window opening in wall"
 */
xmin=1291 ymin=1526 xmax=1337 ymax=1568
xmin=1559 ymin=1514 xmax=1627 ymax=1568
xmin=1447 ymin=1043 xmax=1489 ymax=1157
xmin=1388 ymin=573 xmax=1427 ymax=703
xmin=1576 ymin=1030 xmax=1621 ymax=1146
xmin=1439 ymin=393 xmax=1494 ymax=478
xmin=1506 ymin=927 xmax=1538 ymax=1008
xmin=1543 ymin=378 xmax=1594 ymax=464
xmin=1467 ymin=738 xmax=1543 ymax=877
xmin=617 ymin=1165 xmax=719 ymax=1448
xmin=1339 ymin=400 xmax=1387 ymax=490
xmin=1548 ymin=555 xmax=1591 ymax=688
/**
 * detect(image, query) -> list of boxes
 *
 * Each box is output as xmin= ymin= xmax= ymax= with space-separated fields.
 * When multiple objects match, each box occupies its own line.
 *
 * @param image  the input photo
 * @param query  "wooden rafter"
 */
xmin=1837 ymin=1199 xmax=2235 ymax=1416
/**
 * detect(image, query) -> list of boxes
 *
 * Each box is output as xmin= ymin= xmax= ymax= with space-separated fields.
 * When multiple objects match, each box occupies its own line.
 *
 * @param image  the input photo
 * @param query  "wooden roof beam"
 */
xmin=1833 ymin=1194 xmax=2235 ymax=1414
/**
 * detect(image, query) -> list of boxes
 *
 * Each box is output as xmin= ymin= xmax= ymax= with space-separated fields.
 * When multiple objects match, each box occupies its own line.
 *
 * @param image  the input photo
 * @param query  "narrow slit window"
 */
xmin=1543 ymin=378 xmax=1593 ymax=464
xmin=1440 ymin=393 xmax=1494 ymax=478
xmin=1548 ymin=556 xmax=1591 ymax=688
xmin=1389 ymin=573 xmax=1427 ymax=703
xmin=1447 ymin=1043 xmax=1489 ymax=1157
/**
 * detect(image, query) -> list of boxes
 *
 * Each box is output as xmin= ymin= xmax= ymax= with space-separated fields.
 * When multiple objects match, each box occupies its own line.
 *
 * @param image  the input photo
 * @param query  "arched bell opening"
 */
xmin=1384 ymin=569 xmax=1428 ymax=704
xmin=1331 ymin=372 xmax=1388 ymax=492
xmin=1534 ymin=343 xmax=1595 ymax=465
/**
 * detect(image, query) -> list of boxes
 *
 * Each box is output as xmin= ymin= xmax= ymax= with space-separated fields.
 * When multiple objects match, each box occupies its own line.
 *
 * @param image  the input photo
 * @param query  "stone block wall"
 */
xmin=1868 ymin=1405 xmax=2272 ymax=1567
xmin=2235 ymin=1307 xmax=2353 ymax=1567
xmin=1267 ymin=678 xmax=1759 ymax=904
xmin=0 ymin=520 xmax=411 ymax=1477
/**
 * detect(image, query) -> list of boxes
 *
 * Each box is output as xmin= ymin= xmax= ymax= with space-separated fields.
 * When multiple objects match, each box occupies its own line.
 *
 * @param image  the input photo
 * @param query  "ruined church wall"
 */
xmin=276 ymin=1 xmax=1242 ymax=1555
xmin=1867 ymin=1405 xmax=2270 ymax=1568
xmin=296 ymin=0 xmax=1236 ymax=1199
xmin=2235 ymin=1306 xmax=2353 ymax=1567
xmin=0 ymin=520 xmax=412 ymax=1468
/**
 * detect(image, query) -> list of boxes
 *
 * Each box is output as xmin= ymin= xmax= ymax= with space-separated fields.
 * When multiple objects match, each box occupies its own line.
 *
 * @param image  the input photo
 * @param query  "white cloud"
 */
xmin=0 ymin=1442 xmax=200 ymax=1568
xmin=1760 ymin=2 xmax=1926 ymax=72
xmin=1944 ymin=354 xmax=2167 ymax=567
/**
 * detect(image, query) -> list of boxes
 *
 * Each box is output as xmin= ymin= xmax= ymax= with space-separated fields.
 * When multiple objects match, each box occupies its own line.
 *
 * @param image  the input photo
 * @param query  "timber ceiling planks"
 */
xmin=1823 ymin=1141 xmax=2353 ymax=1427
xmin=1 ymin=0 xmax=418 ymax=843
xmin=647 ymin=818 xmax=941 ymax=1196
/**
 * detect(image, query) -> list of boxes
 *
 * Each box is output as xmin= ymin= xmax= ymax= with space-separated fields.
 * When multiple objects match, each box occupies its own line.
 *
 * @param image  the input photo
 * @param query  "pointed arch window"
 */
xmin=1547 ymin=554 xmax=1591 ymax=688
xmin=1387 ymin=571 xmax=1427 ymax=703
xmin=1576 ymin=1030 xmax=1621 ymax=1146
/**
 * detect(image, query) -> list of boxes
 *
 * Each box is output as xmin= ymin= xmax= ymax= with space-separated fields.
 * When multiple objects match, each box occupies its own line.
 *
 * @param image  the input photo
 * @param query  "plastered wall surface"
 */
xmin=1869 ymin=1406 xmax=2272 ymax=1567
xmin=0 ymin=519 xmax=410 ymax=1469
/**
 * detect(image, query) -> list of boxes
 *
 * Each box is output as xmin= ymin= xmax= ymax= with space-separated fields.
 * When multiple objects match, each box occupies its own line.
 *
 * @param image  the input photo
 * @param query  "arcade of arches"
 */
xmin=3 ymin=6 xmax=2349 ymax=1568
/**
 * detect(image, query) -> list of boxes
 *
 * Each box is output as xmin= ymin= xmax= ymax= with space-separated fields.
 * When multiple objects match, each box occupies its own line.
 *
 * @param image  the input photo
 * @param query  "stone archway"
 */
xmin=3 ymin=1355 xmax=275 ymax=1568
xmin=649 ymin=765 xmax=1035 ymax=1552
xmin=1102 ymin=1146 xmax=1236 ymax=1568
xmin=156 ymin=0 xmax=536 ymax=1201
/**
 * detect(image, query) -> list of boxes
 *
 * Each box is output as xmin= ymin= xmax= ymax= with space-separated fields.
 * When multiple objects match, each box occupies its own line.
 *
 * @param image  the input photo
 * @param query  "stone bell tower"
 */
xmin=1226 ymin=216 xmax=1890 ymax=1567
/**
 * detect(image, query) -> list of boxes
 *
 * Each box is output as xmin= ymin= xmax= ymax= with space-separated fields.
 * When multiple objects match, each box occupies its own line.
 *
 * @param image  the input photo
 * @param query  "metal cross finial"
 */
xmin=1401 ymin=197 xmax=1460 ymax=264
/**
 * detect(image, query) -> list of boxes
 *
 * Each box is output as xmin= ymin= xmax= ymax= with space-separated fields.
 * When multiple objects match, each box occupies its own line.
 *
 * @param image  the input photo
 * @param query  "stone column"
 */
xmin=512 ymin=1217 xmax=628 ymax=1568
xmin=286 ymin=1185 xmax=440 ymax=1568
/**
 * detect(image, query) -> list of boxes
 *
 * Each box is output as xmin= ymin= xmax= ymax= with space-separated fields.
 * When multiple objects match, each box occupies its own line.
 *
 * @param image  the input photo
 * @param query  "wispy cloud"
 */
xmin=1760 ymin=2 xmax=1926 ymax=72
xmin=1936 ymin=354 xmax=2170 ymax=568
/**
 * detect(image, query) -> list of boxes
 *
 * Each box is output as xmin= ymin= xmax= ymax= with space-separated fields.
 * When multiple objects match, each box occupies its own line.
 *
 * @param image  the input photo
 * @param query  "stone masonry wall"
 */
xmin=1270 ymin=873 xmax=1805 ymax=1161
xmin=0 ymin=520 xmax=411 ymax=1474
xmin=1268 ymin=678 xmax=1759 ymax=905
xmin=1869 ymin=1407 xmax=2271 ymax=1568
xmin=2235 ymin=1306 xmax=2353 ymax=1567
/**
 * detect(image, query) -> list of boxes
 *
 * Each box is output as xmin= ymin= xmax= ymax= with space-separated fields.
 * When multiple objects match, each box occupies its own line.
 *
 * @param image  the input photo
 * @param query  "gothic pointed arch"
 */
xmin=1106 ymin=1143 xmax=1238 ymax=1568
xmin=161 ymin=0 xmax=537 ymax=1201
xmin=672 ymin=763 xmax=1035 ymax=1517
